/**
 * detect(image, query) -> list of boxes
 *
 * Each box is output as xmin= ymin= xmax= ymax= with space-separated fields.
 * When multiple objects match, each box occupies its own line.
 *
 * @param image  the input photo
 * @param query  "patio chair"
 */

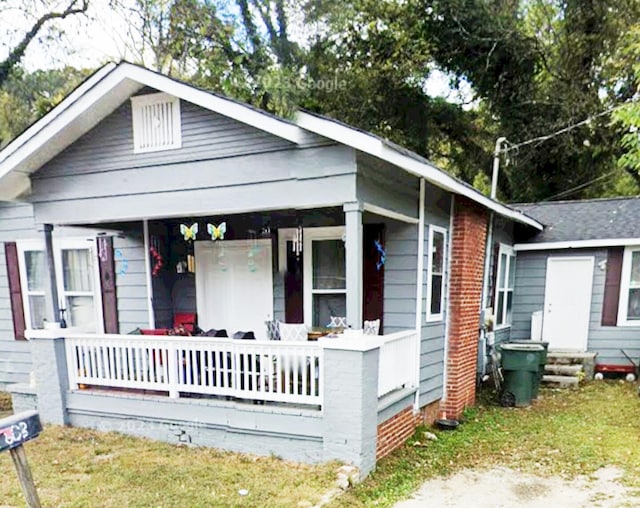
xmin=328 ymin=316 xmax=347 ymax=329
xmin=277 ymin=323 xmax=310 ymax=394
xmin=278 ymin=323 xmax=308 ymax=342
xmin=364 ymin=319 xmax=381 ymax=336
xmin=265 ymin=320 xmax=280 ymax=340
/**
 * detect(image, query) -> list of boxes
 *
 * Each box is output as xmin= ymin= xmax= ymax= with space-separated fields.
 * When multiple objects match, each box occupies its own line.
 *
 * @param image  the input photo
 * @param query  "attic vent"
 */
xmin=131 ymin=92 xmax=182 ymax=153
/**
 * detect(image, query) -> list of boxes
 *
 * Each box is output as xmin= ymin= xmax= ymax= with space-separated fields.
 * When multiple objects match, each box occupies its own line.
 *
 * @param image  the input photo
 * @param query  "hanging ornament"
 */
xmin=292 ymin=225 xmax=303 ymax=259
xmin=150 ymin=246 xmax=163 ymax=277
xmin=247 ymin=229 xmax=259 ymax=272
xmin=207 ymin=222 xmax=226 ymax=240
xmin=115 ymin=249 xmax=128 ymax=276
xmin=374 ymin=239 xmax=386 ymax=271
xmin=180 ymin=223 xmax=198 ymax=241
xmin=216 ymin=242 xmax=227 ymax=272
xmin=98 ymin=236 xmax=110 ymax=262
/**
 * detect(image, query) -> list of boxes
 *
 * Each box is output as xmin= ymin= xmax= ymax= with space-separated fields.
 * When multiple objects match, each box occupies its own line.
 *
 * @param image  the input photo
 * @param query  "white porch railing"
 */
xmin=65 ymin=334 xmax=323 ymax=406
xmin=377 ymin=330 xmax=418 ymax=397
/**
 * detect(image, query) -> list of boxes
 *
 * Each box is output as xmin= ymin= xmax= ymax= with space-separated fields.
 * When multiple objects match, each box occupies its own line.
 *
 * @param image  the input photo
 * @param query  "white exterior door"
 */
xmin=195 ymin=239 xmax=273 ymax=339
xmin=542 ymin=256 xmax=594 ymax=350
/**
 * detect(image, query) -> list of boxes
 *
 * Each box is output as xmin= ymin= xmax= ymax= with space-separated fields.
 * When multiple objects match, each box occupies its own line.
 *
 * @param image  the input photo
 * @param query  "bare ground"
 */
xmin=394 ymin=466 xmax=640 ymax=508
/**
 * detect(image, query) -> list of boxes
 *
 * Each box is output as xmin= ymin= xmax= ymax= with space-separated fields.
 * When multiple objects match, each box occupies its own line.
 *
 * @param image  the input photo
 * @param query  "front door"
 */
xmin=542 ymin=256 xmax=594 ymax=350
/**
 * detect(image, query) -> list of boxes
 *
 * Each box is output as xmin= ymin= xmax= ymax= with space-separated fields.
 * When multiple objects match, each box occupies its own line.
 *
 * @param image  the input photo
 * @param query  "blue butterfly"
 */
xmin=374 ymin=240 xmax=386 ymax=271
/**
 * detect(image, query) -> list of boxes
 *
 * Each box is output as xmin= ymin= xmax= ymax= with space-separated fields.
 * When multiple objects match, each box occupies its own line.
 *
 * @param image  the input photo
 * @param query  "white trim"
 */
xmin=295 ymin=111 xmax=543 ymax=231
xmin=514 ymin=238 xmax=640 ymax=251
xmin=142 ymin=220 xmax=155 ymax=328
xmin=363 ymin=203 xmax=419 ymax=224
xmin=414 ymin=179 xmax=426 ymax=410
xmin=441 ymin=195 xmax=455 ymax=402
xmin=617 ymin=246 xmax=640 ymax=326
xmin=425 ymin=225 xmax=448 ymax=323
xmin=493 ymin=243 xmax=515 ymax=329
xmin=302 ymin=226 xmax=346 ymax=326
xmin=16 ymin=236 xmax=104 ymax=333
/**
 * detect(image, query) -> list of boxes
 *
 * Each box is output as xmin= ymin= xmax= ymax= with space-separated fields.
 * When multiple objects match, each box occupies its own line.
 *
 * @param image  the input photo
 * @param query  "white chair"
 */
xmin=328 ymin=316 xmax=347 ymax=329
xmin=364 ymin=319 xmax=380 ymax=336
xmin=278 ymin=323 xmax=308 ymax=342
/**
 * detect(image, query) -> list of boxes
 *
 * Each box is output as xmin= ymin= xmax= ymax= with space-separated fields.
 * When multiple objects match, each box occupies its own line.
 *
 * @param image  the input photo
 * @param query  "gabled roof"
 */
xmin=513 ymin=196 xmax=640 ymax=249
xmin=0 ymin=61 xmax=542 ymax=230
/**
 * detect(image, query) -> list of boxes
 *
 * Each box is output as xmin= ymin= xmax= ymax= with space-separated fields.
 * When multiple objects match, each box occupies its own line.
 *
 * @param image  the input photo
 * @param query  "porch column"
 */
xmin=42 ymin=224 xmax=60 ymax=324
xmin=321 ymin=336 xmax=380 ymax=479
xmin=344 ymin=202 xmax=363 ymax=328
xmin=28 ymin=330 xmax=69 ymax=425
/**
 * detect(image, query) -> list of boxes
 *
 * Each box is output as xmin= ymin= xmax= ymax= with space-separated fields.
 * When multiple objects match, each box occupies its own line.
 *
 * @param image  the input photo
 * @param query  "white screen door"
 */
xmin=542 ymin=256 xmax=594 ymax=350
xmin=195 ymin=239 xmax=273 ymax=339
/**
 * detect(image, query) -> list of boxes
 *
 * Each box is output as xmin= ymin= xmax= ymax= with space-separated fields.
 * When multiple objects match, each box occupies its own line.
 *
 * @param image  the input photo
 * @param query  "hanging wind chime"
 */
xmin=292 ymin=225 xmax=303 ymax=259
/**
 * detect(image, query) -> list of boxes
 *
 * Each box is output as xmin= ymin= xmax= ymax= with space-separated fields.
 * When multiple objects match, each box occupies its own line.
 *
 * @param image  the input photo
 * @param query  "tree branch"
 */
xmin=0 ymin=0 xmax=89 ymax=86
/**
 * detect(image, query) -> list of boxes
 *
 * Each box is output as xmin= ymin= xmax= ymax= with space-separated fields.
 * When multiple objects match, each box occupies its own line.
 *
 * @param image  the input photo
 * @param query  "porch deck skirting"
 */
xmin=18 ymin=329 xmax=421 ymax=477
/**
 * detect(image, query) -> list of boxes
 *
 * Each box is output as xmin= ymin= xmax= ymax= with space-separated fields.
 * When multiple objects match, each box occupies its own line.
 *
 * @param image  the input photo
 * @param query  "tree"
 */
xmin=0 ymin=0 xmax=90 ymax=87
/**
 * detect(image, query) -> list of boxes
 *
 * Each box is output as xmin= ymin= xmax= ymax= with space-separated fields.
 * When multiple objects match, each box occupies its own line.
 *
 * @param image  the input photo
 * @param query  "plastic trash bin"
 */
xmin=499 ymin=343 xmax=545 ymax=407
xmin=509 ymin=340 xmax=549 ymax=398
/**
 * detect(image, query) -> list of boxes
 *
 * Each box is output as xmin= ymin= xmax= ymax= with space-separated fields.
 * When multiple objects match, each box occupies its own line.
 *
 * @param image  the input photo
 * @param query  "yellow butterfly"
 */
xmin=207 ymin=222 xmax=226 ymax=240
xmin=180 ymin=223 xmax=198 ymax=241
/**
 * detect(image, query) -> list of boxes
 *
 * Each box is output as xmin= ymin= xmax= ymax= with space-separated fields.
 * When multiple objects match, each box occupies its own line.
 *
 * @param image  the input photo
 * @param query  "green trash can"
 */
xmin=499 ymin=343 xmax=545 ymax=407
xmin=509 ymin=340 xmax=549 ymax=398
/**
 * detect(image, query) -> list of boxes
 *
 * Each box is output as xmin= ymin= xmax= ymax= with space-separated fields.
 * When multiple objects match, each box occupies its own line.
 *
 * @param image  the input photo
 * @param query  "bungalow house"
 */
xmin=509 ymin=198 xmax=640 ymax=367
xmin=0 ymin=62 xmax=541 ymax=477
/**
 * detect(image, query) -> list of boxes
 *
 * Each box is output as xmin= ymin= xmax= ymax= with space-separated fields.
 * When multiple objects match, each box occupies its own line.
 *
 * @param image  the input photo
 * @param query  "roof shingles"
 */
xmin=514 ymin=196 xmax=640 ymax=243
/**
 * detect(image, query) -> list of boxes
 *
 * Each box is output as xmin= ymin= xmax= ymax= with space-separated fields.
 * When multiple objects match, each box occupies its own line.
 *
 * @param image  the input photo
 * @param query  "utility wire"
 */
xmin=502 ymin=102 xmax=629 ymax=153
xmin=541 ymin=170 xmax=618 ymax=202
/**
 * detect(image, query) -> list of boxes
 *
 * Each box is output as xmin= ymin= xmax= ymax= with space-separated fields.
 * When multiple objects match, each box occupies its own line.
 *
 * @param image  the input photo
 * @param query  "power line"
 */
xmin=541 ymin=170 xmax=618 ymax=202
xmin=502 ymin=102 xmax=629 ymax=153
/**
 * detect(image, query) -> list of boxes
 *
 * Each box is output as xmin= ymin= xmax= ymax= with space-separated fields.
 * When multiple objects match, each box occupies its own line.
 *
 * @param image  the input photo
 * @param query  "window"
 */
xmin=301 ymin=227 xmax=346 ymax=327
xmin=426 ymin=226 xmax=447 ymax=322
xmin=617 ymin=247 xmax=640 ymax=326
xmin=131 ymin=92 xmax=182 ymax=153
xmin=494 ymin=244 xmax=515 ymax=328
xmin=17 ymin=239 xmax=103 ymax=332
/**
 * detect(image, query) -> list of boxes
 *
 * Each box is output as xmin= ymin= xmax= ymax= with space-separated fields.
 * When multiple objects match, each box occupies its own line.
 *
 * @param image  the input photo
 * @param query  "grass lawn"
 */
xmin=1 ymin=382 xmax=638 ymax=507
xmin=0 ymin=395 xmax=338 ymax=507
xmin=329 ymin=381 xmax=640 ymax=507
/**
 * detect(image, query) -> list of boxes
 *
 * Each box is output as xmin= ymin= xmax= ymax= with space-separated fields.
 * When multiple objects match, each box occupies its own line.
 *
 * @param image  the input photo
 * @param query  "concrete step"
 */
xmin=547 ymin=351 xmax=597 ymax=365
xmin=542 ymin=374 xmax=580 ymax=388
xmin=544 ymin=364 xmax=584 ymax=376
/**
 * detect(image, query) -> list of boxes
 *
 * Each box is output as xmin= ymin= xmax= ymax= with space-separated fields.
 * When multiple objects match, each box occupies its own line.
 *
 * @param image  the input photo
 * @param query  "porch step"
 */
xmin=546 ymin=351 xmax=597 ymax=364
xmin=544 ymin=364 xmax=584 ymax=377
xmin=542 ymin=375 xmax=580 ymax=388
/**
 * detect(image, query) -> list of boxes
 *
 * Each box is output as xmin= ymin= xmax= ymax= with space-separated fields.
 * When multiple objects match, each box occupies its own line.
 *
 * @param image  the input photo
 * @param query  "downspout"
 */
xmin=441 ymin=195 xmax=455 ymax=403
xmin=414 ymin=178 xmax=426 ymax=411
xmin=143 ymin=219 xmax=155 ymax=328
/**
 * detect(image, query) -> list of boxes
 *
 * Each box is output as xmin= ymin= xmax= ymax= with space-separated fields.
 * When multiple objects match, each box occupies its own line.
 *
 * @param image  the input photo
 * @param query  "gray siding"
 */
xmin=29 ymin=98 xmax=356 ymax=224
xmin=0 ymin=202 xmax=37 ymax=388
xmin=356 ymin=152 xmax=419 ymax=219
xmin=511 ymin=248 xmax=640 ymax=364
xmin=382 ymin=181 xmax=451 ymax=407
xmin=113 ymin=229 xmax=150 ymax=333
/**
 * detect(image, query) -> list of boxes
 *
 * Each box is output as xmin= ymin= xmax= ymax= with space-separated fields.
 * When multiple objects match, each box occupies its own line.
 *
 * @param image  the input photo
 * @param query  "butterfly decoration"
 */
xmin=374 ymin=240 xmax=386 ymax=271
xmin=207 ymin=222 xmax=226 ymax=241
xmin=180 ymin=223 xmax=198 ymax=241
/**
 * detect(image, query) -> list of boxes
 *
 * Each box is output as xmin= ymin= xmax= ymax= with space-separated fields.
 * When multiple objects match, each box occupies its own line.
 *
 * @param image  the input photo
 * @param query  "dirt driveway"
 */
xmin=394 ymin=466 xmax=640 ymax=508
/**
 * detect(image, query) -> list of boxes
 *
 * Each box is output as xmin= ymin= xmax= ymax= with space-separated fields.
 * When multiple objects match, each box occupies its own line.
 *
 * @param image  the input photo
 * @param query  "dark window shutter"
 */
xmin=5 ymin=242 xmax=26 ymax=340
xmin=284 ymin=241 xmax=304 ymax=323
xmin=97 ymin=236 xmax=119 ymax=333
xmin=490 ymin=242 xmax=500 ymax=309
xmin=601 ymin=247 xmax=624 ymax=326
xmin=363 ymin=224 xmax=385 ymax=334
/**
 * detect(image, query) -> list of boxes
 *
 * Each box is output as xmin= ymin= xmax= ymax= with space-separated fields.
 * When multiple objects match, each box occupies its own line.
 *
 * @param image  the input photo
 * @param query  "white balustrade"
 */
xmin=65 ymin=334 xmax=323 ymax=406
xmin=377 ymin=330 xmax=418 ymax=397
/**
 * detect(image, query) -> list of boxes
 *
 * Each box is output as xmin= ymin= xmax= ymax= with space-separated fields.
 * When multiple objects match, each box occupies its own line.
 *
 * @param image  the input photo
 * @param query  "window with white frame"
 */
xmin=617 ymin=247 xmax=640 ymax=325
xmin=131 ymin=92 xmax=182 ymax=154
xmin=426 ymin=225 xmax=447 ymax=322
xmin=494 ymin=244 xmax=516 ymax=327
xmin=17 ymin=239 xmax=103 ymax=332
xmin=304 ymin=227 xmax=346 ymax=327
